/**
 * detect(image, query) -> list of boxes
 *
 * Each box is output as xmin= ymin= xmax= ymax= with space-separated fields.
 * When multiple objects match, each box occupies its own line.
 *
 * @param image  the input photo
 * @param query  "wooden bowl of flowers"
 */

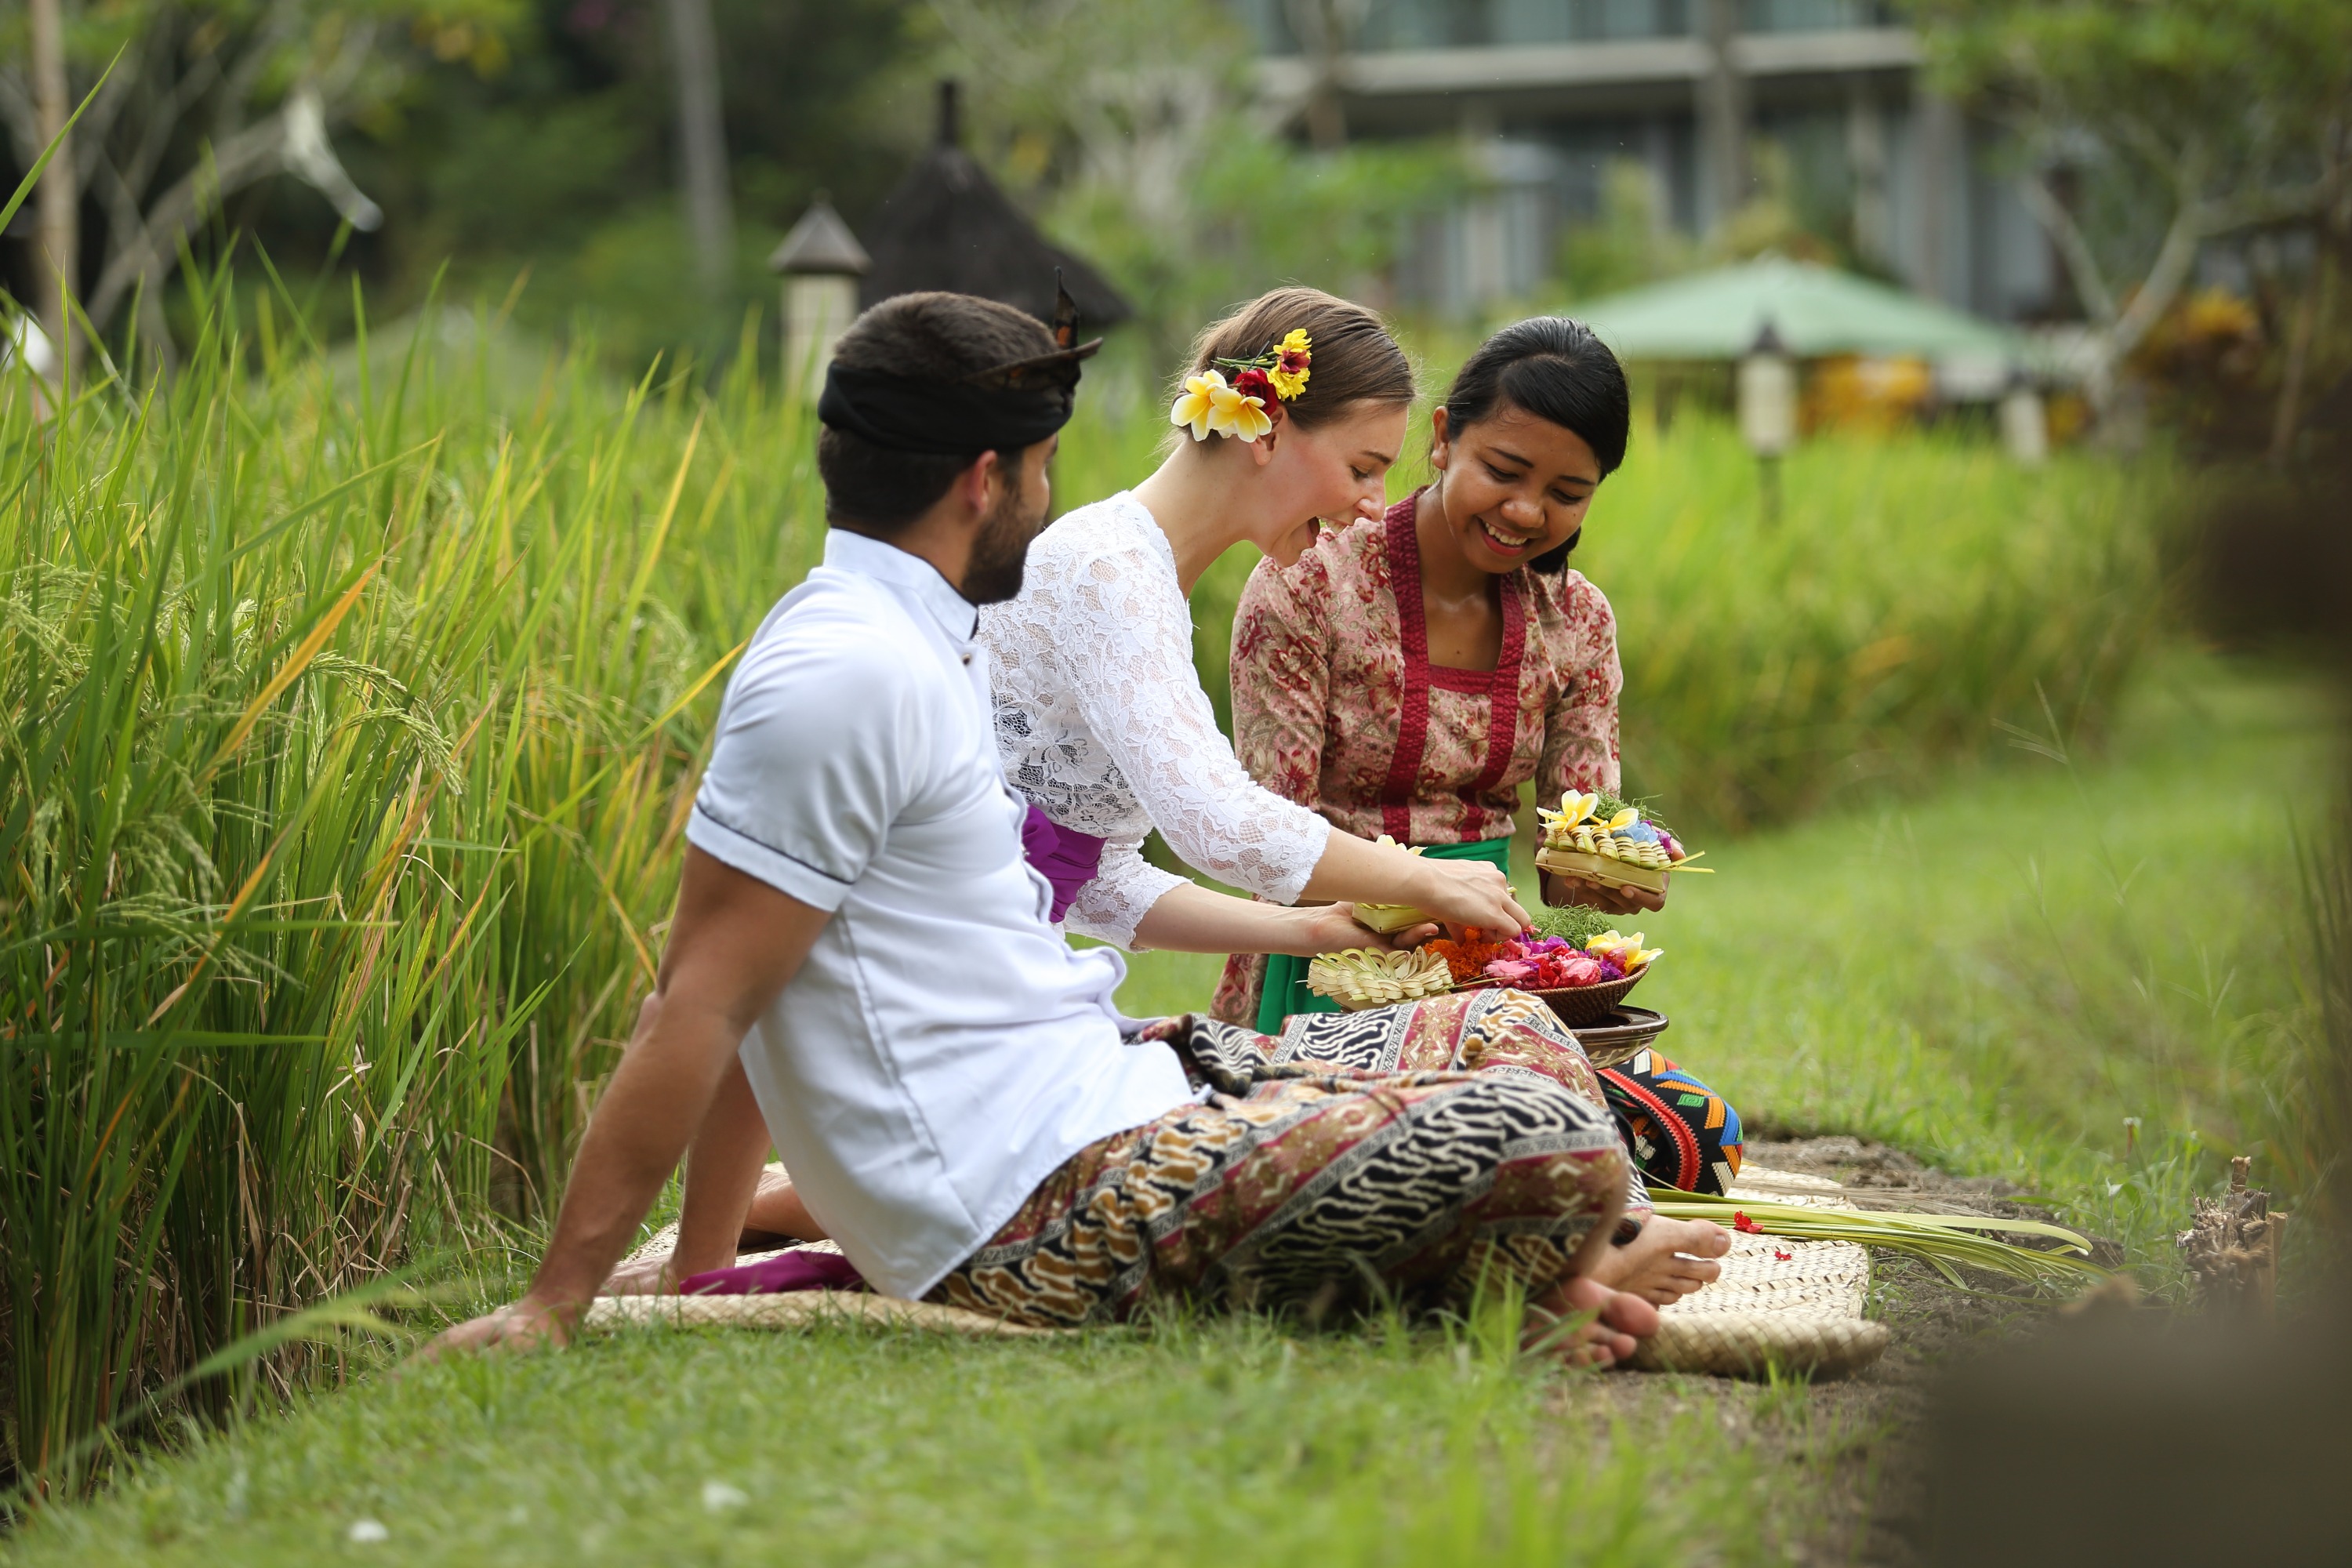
xmin=1425 ymin=909 xmax=1666 ymax=1033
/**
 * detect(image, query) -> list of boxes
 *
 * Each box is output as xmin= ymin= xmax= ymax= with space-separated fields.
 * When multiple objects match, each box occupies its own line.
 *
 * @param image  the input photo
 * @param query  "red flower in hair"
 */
xmin=1232 ymin=368 xmax=1274 ymax=402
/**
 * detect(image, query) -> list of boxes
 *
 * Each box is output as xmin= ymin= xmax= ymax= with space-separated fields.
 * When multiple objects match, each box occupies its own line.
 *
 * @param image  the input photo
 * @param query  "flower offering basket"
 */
xmin=1533 ymin=844 xmax=1668 ymax=896
xmin=1350 ymin=902 xmax=1430 ymax=935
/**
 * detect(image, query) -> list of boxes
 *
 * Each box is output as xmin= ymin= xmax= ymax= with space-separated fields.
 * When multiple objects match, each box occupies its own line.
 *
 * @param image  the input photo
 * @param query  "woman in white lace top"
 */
xmin=982 ymin=289 xmax=1528 ymax=957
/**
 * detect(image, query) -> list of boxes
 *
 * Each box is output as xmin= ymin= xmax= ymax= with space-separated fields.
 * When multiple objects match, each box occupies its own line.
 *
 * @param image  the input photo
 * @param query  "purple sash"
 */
xmin=1020 ymin=804 xmax=1105 ymax=924
xmin=681 ymin=1248 xmax=865 ymax=1296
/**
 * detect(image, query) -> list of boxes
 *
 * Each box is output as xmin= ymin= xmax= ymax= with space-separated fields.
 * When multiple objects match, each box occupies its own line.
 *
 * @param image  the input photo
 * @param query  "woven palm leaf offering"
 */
xmin=1646 ymin=1188 xmax=2107 ymax=1294
xmin=1348 ymin=834 xmax=1434 ymax=935
xmin=1423 ymin=906 xmax=1665 ymax=1028
xmin=1534 ymin=789 xmax=1708 ymax=895
xmin=1305 ymin=947 xmax=1457 ymax=1010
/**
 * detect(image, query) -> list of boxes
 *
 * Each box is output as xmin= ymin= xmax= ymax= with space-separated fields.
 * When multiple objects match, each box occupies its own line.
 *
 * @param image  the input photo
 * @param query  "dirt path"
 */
xmin=1559 ymin=1136 xmax=2088 ymax=1565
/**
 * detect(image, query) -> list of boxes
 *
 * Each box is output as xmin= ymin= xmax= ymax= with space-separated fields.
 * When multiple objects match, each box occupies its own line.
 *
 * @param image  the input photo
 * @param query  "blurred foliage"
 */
xmin=922 ymin=0 xmax=1463 ymax=364
xmin=1907 ymin=0 xmax=2352 ymax=402
xmin=0 ymin=0 xmax=521 ymax=345
xmin=336 ymin=0 xmax=920 ymax=365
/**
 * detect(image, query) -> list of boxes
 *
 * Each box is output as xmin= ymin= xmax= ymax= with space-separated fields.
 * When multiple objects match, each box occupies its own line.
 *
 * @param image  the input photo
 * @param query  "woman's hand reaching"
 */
xmin=1406 ymin=853 xmax=1530 ymax=935
xmin=1285 ymin=902 xmax=1399 ymax=956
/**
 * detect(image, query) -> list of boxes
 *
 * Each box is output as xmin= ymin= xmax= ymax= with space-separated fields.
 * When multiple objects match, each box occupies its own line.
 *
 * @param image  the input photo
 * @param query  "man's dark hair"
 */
xmin=817 ymin=293 xmax=1058 ymax=531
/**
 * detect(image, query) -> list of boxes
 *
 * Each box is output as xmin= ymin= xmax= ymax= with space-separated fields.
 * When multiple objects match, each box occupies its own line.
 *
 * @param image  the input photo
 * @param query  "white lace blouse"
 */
xmin=980 ymin=492 xmax=1334 ymax=949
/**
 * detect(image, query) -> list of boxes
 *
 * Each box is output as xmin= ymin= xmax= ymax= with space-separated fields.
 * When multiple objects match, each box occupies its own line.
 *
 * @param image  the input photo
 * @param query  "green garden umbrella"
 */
xmin=1573 ymin=256 xmax=2024 ymax=365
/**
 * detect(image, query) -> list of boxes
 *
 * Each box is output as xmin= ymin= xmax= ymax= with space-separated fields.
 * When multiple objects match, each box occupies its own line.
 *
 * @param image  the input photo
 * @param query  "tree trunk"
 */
xmin=663 ymin=0 xmax=734 ymax=305
xmin=1698 ymin=0 xmax=1748 ymax=227
xmin=27 ymin=0 xmax=74 ymax=368
xmin=1286 ymin=0 xmax=1351 ymax=152
xmin=2269 ymin=245 xmax=2331 ymax=468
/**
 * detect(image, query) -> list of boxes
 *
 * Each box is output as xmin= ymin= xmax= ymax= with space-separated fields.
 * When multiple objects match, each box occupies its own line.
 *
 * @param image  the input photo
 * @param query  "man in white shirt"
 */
xmin=423 ymin=292 xmax=1658 ymax=1365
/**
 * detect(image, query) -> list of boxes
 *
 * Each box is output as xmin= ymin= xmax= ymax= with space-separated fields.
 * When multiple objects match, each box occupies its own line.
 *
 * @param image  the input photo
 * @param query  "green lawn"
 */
xmin=2 ymin=652 xmax=2330 ymax=1565
xmin=1116 ymin=651 xmax=2335 ymax=1269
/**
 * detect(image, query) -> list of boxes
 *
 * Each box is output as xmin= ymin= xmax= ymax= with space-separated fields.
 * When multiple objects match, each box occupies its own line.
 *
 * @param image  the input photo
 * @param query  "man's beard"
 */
xmin=961 ymin=481 xmax=1044 ymax=606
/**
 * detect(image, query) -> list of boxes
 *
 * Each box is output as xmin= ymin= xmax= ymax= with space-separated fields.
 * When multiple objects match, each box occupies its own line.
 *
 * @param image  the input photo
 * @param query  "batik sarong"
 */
xmin=925 ymin=988 xmax=1632 ymax=1329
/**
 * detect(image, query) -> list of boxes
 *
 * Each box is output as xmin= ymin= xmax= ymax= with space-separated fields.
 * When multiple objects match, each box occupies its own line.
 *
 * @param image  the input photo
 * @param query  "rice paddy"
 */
xmin=0 ymin=278 xmax=2305 ymax=1518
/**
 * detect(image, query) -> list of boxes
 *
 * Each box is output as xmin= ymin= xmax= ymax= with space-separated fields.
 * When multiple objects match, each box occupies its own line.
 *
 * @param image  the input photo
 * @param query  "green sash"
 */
xmin=1253 ymin=836 xmax=1515 ymax=1036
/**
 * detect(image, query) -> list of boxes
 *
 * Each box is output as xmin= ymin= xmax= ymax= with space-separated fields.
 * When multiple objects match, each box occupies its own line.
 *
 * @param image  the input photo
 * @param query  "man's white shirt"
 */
xmin=685 ymin=528 xmax=1193 ymax=1299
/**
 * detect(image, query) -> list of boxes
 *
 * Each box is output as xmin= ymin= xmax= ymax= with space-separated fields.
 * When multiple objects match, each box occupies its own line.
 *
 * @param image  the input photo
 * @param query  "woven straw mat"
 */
xmin=588 ymin=1167 xmax=1891 ymax=1376
xmin=1629 ymin=1167 xmax=1889 ymax=1378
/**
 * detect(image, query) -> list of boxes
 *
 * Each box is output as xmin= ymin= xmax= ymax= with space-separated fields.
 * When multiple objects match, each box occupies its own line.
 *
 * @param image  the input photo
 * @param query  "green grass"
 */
xmin=5 ymin=649 xmax=2324 ymax=1566
xmin=0 ymin=1306 xmax=1871 ymax=1567
xmin=1112 ymin=652 xmax=2336 ymax=1276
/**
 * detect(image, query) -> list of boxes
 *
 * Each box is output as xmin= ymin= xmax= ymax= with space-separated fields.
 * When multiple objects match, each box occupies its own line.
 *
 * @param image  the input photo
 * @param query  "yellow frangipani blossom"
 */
xmin=1170 ymin=370 xmax=1230 ymax=441
xmin=1226 ymin=387 xmax=1274 ymax=442
xmin=1543 ymin=789 xmax=1600 ymax=829
xmin=1587 ymin=931 xmax=1664 ymax=972
xmin=1599 ymin=807 xmax=1641 ymax=834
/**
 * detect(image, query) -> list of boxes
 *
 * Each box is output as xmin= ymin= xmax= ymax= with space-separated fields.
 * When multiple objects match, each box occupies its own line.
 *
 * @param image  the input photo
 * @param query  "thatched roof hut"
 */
xmin=858 ymin=82 xmax=1131 ymax=331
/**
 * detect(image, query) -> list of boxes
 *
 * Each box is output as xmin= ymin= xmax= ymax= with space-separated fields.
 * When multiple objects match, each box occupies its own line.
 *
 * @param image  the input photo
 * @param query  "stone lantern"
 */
xmin=1999 ymin=368 xmax=2049 ymax=465
xmin=1737 ymin=319 xmax=1797 ymax=522
xmin=1737 ymin=319 xmax=1797 ymax=458
xmin=769 ymin=194 xmax=869 ymax=395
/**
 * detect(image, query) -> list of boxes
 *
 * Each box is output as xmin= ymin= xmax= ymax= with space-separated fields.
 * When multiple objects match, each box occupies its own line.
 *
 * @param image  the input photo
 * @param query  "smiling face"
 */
xmin=1427 ymin=401 xmax=1602 ymax=573
xmin=1246 ymin=398 xmax=1412 ymax=568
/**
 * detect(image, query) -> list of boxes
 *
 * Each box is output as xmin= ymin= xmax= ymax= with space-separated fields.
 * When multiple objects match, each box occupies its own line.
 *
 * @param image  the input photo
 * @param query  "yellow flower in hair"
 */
xmin=1269 ymin=328 xmax=1312 ymax=401
xmin=1227 ymin=387 xmax=1273 ymax=443
xmin=1170 ymin=370 xmax=1229 ymax=441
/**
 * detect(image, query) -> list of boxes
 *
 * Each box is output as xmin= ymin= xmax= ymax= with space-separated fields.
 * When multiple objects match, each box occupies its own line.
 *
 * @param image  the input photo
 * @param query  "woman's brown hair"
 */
xmin=1181 ymin=286 xmax=1415 ymax=436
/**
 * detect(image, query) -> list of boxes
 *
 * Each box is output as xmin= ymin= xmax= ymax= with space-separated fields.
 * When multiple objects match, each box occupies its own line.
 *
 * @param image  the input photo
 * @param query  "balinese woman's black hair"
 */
xmin=1440 ymin=317 xmax=1630 ymax=574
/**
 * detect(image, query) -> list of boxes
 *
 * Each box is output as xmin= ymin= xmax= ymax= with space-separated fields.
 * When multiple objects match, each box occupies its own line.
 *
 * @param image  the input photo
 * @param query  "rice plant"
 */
xmin=0 ymin=275 xmax=824 ymax=1494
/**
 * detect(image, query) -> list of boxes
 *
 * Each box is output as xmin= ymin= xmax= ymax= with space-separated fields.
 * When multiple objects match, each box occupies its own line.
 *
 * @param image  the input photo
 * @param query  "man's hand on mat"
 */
xmin=414 ymin=1296 xmax=579 ymax=1361
xmin=1587 ymin=1216 xmax=1730 ymax=1307
xmin=1541 ymin=871 xmax=1666 ymax=916
xmin=1526 ymin=1277 xmax=1659 ymax=1369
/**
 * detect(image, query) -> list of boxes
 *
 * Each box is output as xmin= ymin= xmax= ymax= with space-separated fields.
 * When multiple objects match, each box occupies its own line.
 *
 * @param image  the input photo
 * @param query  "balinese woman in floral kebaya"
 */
xmin=1213 ymin=318 xmax=1748 ymax=1197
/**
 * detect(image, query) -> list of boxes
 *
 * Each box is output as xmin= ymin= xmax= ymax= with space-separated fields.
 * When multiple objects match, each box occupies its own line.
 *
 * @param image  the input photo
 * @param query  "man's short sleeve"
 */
xmin=686 ymin=615 xmax=920 ymax=912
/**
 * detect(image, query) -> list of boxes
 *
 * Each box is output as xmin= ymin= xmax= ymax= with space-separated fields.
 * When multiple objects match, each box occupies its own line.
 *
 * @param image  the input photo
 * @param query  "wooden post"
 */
xmin=2177 ymin=1155 xmax=2288 ymax=1319
xmin=663 ymin=0 xmax=735 ymax=305
xmin=27 ymin=0 xmax=75 ymax=369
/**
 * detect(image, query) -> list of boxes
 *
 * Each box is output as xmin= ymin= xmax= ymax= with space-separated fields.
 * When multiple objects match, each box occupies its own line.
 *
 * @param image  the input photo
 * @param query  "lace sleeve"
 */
xmin=1062 ymin=833 xmax=1189 ymax=950
xmin=1062 ymin=540 xmax=1332 ymax=904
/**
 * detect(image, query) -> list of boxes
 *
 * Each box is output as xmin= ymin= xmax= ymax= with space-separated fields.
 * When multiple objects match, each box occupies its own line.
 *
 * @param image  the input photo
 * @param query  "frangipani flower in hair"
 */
xmin=1170 ymin=328 xmax=1312 ymax=444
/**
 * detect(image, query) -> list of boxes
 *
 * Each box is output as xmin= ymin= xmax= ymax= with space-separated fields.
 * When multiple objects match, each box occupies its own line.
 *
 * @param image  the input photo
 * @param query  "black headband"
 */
xmin=818 ymin=277 xmax=1103 ymax=458
xmin=818 ymin=365 xmax=1083 ymax=457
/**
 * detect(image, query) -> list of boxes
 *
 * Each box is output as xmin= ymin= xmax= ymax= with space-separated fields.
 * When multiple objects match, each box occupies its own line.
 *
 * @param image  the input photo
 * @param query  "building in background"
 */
xmin=1236 ymin=0 xmax=2060 ymax=324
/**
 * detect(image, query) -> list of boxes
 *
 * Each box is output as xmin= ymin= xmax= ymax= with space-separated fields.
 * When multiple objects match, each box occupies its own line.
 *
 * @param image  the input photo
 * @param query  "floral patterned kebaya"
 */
xmin=1211 ymin=490 xmax=1625 ymax=1024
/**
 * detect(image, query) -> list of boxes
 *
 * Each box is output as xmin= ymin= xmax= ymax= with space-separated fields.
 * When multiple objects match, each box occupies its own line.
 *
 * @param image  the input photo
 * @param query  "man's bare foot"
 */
xmin=1586 ymin=1215 xmax=1730 ymax=1306
xmin=601 ymin=1250 xmax=679 ymax=1297
xmin=1526 ymin=1276 xmax=1661 ymax=1367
